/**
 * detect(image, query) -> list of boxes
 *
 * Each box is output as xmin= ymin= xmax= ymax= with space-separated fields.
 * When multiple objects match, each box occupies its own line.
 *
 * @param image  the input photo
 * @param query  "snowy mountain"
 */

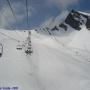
xmin=0 ymin=10 xmax=90 ymax=90
xmin=38 ymin=10 xmax=90 ymax=31
xmin=36 ymin=10 xmax=90 ymax=49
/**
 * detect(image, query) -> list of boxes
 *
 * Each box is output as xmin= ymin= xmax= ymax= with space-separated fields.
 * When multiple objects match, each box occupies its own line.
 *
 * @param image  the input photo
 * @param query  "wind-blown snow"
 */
xmin=40 ymin=11 xmax=69 ymax=30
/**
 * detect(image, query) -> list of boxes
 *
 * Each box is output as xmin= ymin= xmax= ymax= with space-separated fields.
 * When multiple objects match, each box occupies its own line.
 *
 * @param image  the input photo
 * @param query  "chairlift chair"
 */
xmin=25 ymin=45 xmax=33 ymax=55
xmin=16 ymin=45 xmax=22 ymax=50
xmin=0 ymin=44 xmax=3 ymax=57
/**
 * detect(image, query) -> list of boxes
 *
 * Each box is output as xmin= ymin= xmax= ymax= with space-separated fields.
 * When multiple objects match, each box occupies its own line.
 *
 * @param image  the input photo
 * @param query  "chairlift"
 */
xmin=25 ymin=45 xmax=33 ymax=55
xmin=0 ymin=44 xmax=3 ymax=57
xmin=16 ymin=45 xmax=22 ymax=50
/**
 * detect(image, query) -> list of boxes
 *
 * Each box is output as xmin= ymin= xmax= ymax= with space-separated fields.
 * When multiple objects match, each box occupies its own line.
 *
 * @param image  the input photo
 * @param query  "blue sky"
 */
xmin=0 ymin=0 xmax=90 ymax=30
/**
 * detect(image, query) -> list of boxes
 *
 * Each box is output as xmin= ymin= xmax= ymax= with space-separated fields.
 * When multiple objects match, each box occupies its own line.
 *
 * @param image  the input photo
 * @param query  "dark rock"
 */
xmin=51 ymin=26 xmax=59 ymax=31
xmin=46 ymin=27 xmax=50 ymax=30
xmin=59 ymin=23 xmax=67 ymax=31
xmin=65 ymin=10 xmax=88 ymax=30
xmin=86 ymin=17 xmax=90 ymax=30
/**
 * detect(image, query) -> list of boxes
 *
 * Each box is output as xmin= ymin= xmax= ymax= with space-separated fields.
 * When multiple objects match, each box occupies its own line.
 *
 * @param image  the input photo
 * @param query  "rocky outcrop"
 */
xmin=59 ymin=23 xmax=67 ymax=31
xmin=51 ymin=26 xmax=59 ymax=31
xmin=65 ymin=10 xmax=88 ymax=30
xmin=86 ymin=17 xmax=90 ymax=30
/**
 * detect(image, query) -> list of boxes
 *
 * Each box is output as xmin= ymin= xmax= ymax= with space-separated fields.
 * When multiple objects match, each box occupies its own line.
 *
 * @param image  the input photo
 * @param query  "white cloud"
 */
xmin=47 ymin=0 xmax=79 ymax=9
xmin=40 ymin=10 xmax=69 ymax=29
xmin=0 ymin=1 xmax=34 ymax=29
xmin=40 ymin=17 xmax=54 ymax=28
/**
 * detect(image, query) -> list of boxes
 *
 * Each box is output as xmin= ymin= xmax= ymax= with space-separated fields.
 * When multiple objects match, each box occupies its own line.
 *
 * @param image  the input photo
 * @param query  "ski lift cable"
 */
xmin=6 ymin=0 xmax=25 ymax=40
xmin=15 ymin=30 xmax=25 ymax=40
xmin=8 ymin=30 xmax=24 ymax=42
xmin=6 ymin=0 xmax=17 ymax=21
xmin=6 ymin=0 xmax=30 ymax=41
xmin=25 ymin=0 xmax=33 ymax=54
xmin=5 ymin=0 xmax=31 ymax=44
xmin=25 ymin=0 xmax=32 ymax=44
xmin=26 ymin=0 xmax=29 ymax=29
xmin=0 ymin=31 xmax=20 ymax=42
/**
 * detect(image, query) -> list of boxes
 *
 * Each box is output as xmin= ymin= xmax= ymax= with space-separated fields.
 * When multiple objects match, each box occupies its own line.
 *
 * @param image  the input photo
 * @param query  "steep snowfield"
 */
xmin=0 ymin=29 xmax=90 ymax=90
xmin=69 ymin=26 xmax=90 ymax=51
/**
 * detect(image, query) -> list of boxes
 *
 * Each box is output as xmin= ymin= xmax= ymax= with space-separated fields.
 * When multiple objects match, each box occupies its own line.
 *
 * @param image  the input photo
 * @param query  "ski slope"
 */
xmin=0 ymin=29 xmax=90 ymax=90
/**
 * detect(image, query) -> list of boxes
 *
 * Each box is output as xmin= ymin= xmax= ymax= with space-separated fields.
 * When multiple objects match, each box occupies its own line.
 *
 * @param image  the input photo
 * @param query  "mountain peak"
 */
xmin=65 ymin=9 xmax=90 ymax=30
xmin=39 ymin=10 xmax=90 ymax=31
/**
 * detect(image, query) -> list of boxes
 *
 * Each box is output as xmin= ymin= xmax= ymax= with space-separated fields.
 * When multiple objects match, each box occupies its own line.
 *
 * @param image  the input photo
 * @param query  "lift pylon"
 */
xmin=25 ymin=31 xmax=33 ymax=55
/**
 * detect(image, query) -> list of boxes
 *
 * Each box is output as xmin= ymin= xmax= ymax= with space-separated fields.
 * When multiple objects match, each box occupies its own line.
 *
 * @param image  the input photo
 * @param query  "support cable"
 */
xmin=0 ymin=31 xmax=20 ymax=42
xmin=6 ymin=0 xmax=17 ymax=21
xmin=26 ymin=0 xmax=29 ymax=29
xmin=6 ymin=0 xmax=24 ymax=40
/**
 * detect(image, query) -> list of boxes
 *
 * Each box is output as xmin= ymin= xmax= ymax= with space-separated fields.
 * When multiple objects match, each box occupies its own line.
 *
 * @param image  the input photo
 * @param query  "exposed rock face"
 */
xmin=86 ymin=17 xmax=90 ymax=30
xmin=59 ymin=23 xmax=67 ymax=31
xmin=51 ymin=26 xmax=59 ymax=31
xmin=65 ymin=10 xmax=88 ymax=30
xmin=46 ymin=27 xmax=50 ymax=30
xmin=48 ymin=10 xmax=90 ymax=31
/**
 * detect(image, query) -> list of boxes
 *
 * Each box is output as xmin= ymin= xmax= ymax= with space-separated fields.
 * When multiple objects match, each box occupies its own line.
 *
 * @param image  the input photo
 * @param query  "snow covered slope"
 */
xmin=0 ymin=27 xmax=90 ymax=90
xmin=69 ymin=26 xmax=90 ymax=51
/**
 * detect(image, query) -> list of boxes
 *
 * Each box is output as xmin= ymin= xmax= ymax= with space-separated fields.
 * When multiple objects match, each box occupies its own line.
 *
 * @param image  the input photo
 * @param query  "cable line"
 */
xmin=6 ymin=0 xmax=25 ymax=41
xmin=26 ymin=0 xmax=29 ymax=29
xmin=0 ymin=31 xmax=20 ymax=42
xmin=6 ymin=0 xmax=17 ymax=21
